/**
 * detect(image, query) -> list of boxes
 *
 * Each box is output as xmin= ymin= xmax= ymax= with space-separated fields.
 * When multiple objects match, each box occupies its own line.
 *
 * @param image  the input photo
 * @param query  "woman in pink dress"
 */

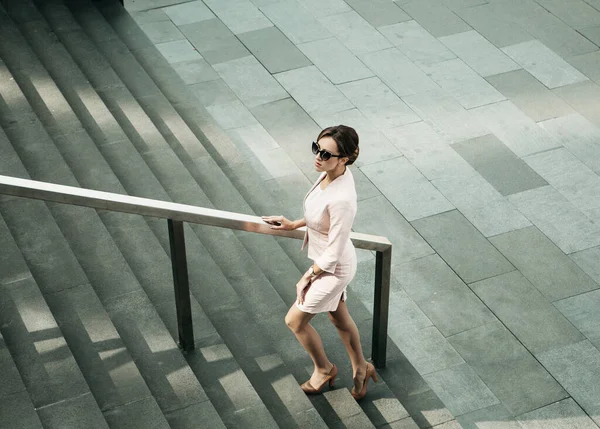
xmin=263 ymin=125 xmax=377 ymax=400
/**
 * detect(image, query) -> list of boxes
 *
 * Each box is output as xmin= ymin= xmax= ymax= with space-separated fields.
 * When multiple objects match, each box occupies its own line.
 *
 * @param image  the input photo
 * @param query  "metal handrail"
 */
xmin=0 ymin=174 xmax=392 ymax=367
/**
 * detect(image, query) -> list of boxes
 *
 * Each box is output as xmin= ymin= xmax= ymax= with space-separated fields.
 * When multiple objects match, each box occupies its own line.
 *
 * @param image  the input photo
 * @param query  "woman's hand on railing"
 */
xmin=262 ymin=215 xmax=295 ymax=230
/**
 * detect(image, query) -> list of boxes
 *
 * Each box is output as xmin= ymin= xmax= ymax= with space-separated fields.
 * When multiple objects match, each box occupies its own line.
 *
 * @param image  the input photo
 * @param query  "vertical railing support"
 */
xmin=168 ymin=219 xmax=194 ymax=351
xmin=372 ymin=247 xmax=391 ymax=368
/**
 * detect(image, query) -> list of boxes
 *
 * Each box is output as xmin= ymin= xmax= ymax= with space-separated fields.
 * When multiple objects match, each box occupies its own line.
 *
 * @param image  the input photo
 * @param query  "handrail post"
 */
xmin=372 ymin=247 xmax=391 ymax=368
xmin=168 ymin=219 xmax=194 ymax=351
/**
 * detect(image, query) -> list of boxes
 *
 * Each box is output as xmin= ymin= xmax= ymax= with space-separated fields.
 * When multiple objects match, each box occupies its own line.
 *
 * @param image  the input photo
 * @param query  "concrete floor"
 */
xmin=129 ymin=0 xmax=600 ymax=427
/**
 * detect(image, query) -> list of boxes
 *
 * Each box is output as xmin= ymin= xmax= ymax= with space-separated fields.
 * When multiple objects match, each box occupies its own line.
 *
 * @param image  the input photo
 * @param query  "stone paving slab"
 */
xmin=354 ymin=195 xmax=434 ymax=266
xmin=517 ymin=397 xmax=599 ymax=429
xmin=452 ymin=134 xmax=547 ymax=196
xmin=213 ymin=55 xmax=288 ymax=107
xmin=568 ymin=51 xmax=600 ymax=84
xmin=131 ymin=8 xmax=169 ymax=24
xmin=155 ymin=39 xmax=202 ymax=64
xmin=385 ymin=287 xmax=433 ymax=335
xmin=524 ymin=148 xmax=600 ymax=223
xmin=238 ymin=26 xmax=311 ymax=74
xmin=497 ymin=2 xmax=598 ymax=58
xmin=321 ymin=10 xmax=392 ymax=56
xmin=536 ymin=0 xmax=600 ymax=29
xmin=379 ymin=20 xmax=456 ymax=66
xmin=423 ymin=363 xmax=500 ymax=417
xmin=471 ymin=100 xmax=561 ymax=157
xmin=577 ymin=27 xmax=600 ymax=47
xmin=139 ymin=21 xmax=184 ymax=44
xmin=454 ymin=4 xmax=533 ymax=48
xmin=570 ymin=246 xmax=600 ymax=284
xmin=206 ymin=100 xmax=258 ymax=130
xmin=456 ymin=404 xmax=523 ymax=429
xmin=537 ymin=340 xmax=600 ymax=427
xmin=390 ymin=326 xmax=465 ymax=376
xmin=486 ymin=69 xmax=575 ymax=123
xmin=448 ymin=321 xmax=568 ymax=416
xmin=470 ymin=271 xmax=586 ymax=355
xmin=295 ymin=0 xmax=351 ymax=17
xmin=439 ymin=30 xmax=520 ymax=78
xmin=403 ymin=89 xmax=489 ymax=142
xmin=343 ymin=0 xmax=410 ymax=27
xmin=385 ymin=121 xmax=475 ymax=181
xmin=539 ymin=114 xmax=600 ymax=175
xmin=411 ymin=210 xmax=515 ymax=284
xmin=203 ymin=0 xmax=272 ymax=35
xmin=162 ymin=1 xmax=215 ymax=26
xmin=172 ymin=58 xmax=219 ymax=84
xmin=490 ymin=226 xmax=599 ymax=302
xmin=337 ymin=77 xmax=420 ymax=131
xmin=359 ymin=48 xmax=439 ymax=97
xmin=297 ymin=37 xmax=373 ymax=84
xmin=503 ymin=40 xmax=589 ymax=89
xmin=553 ymin=81 xmax=600 ymax=127
xmin=275 ymin=65 xmax=352 ymax=116
xmin=394 ymin=254 xmax=467 ymax=303
xmin=508 ymin=186 xmax=600 ymax=254
xmin=432 ymin=173 xmax=532 ymax=238
xmin=555 ymin=288 xmax=600 ymax=349
xmin=361 ymin=157 xmax=454 ymax=221
xmin=259 ymin=0 xmax=332 ymax=44
xmin=398 ymin=0 xmax=471 ymax=38
xmin=179 ymin=19 xmax=250 ymax=65
xmin=415 ymin=286 xmax=496 ymax=338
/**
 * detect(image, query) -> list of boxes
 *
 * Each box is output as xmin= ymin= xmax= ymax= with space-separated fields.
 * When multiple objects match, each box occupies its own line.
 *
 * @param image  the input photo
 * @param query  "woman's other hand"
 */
xmin=296 ymin=276 xmax=311 ymax=305
xmin=262 ymin=215 xmax=294 ymax=230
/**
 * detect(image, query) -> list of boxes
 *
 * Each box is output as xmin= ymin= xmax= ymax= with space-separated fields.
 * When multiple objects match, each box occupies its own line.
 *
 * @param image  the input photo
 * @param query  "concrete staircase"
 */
xmin=0 ymin=0 xmax=422 ymax=427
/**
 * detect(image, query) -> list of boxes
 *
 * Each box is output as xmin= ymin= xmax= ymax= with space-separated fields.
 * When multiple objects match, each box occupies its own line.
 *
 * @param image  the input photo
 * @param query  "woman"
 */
xmin=262 ymin=125 xmax=377 ymax=400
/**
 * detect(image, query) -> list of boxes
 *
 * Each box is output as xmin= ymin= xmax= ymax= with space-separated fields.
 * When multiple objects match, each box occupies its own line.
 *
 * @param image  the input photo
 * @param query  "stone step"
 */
xmin=0 ymin=213 xmax=110 ymax=429
xmin=0 ymin=96 xmax=172 ymax=429
xmin=0 ymin=13 xmax=203 ymax=428
xmin=36 ymin=3 xmax=333 ymax=427
xmin=0 ymin=2 xmax=310 ymax=420
xmin=0 ymin=327 xmax=45 ymax=429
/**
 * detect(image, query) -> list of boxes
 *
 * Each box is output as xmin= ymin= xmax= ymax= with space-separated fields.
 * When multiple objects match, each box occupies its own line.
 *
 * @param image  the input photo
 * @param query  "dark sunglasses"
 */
xmin=312 ymin=141 xmax=342 ymax=161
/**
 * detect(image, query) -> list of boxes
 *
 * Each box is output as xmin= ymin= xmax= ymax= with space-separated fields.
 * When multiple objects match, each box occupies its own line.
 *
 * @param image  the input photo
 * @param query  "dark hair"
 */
xmin=316 ymin=125 xmax=359 ymax=165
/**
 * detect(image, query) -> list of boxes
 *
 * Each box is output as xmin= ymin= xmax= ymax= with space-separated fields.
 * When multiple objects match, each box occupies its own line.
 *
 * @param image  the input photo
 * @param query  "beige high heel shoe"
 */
xmin=351 ymin=361 xmax=378 ymax=400
xmin=301 ymin=364 xmax=338 ymax=394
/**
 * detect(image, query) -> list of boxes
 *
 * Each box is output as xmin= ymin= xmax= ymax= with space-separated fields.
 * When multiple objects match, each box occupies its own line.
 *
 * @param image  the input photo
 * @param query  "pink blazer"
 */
xmin=301 ymin=168 xmax=357 ymax=274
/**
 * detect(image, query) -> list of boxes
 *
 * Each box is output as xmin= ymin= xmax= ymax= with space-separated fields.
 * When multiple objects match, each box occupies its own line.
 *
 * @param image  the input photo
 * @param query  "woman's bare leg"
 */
xmin=328 ymin=300 xmax=368 ymax=390
xmin=285 ymin=305 xmax=334 ymax=386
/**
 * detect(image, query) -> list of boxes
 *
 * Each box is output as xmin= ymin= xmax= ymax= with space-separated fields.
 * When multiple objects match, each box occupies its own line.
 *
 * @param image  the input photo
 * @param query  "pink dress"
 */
xmin=296 ymin=168 xmax=358 ymax=314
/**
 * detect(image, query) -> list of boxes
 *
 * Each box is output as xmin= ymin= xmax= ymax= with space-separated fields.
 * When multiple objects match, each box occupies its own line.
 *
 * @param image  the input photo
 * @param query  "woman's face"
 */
xmin=314 ymin=136 xmax=345 ymax=172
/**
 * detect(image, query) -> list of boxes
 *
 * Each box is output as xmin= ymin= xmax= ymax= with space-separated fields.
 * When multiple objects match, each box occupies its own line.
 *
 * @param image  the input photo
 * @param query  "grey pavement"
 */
xmin=131 ymin=0 xmax=598 ymax=427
